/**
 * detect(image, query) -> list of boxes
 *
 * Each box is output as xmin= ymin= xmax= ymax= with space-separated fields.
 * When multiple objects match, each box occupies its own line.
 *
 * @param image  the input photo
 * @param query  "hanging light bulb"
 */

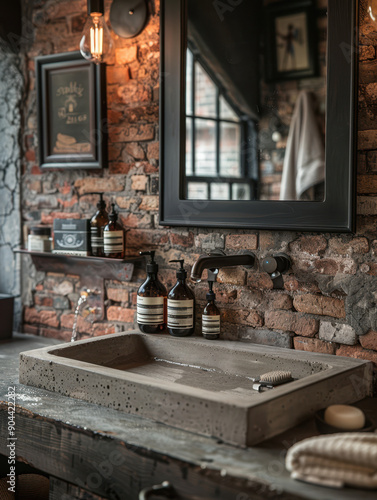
xmin=80 ymin=0 xmax=113 ymax=64
xmin=369 ymin=0 xmax=377 ymax=22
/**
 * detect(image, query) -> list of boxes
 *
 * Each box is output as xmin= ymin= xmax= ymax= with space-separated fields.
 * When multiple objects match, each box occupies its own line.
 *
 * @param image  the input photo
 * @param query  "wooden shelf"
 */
xmin=15 ymin=249 xmax=142 ymax=282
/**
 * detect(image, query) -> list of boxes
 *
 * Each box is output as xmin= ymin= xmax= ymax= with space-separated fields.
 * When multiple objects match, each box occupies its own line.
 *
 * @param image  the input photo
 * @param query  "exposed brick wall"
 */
xmin=19 ymin=0 xmax=377 ymax=375
xmin=0 ymin=41 xmax=23 ymax=329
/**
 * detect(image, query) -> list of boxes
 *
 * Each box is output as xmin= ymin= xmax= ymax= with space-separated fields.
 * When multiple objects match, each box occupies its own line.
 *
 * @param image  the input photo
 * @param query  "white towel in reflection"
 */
xmin=280 ymin=91 xmax=325 ymax=201
xmin=285 ymin=433 xmax=377 ymax=489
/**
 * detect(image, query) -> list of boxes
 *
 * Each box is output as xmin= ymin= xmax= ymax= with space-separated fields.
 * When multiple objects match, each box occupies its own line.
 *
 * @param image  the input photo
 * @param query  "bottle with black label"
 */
xmin=137 ymin=251 xmax=167 ymax=333
xmin=103 ymin=204 xmax=124 ymax=259
xmin=90 ymin=193 xmax=109 ymax=257
xmin=202 ymin=282 xmax=220 ymax=340
xmin=167 ymin=259 xmax=195 ymax=337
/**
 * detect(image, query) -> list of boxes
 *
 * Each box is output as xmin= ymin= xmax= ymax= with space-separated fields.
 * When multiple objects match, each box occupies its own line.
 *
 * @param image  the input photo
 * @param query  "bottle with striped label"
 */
xmin=167 ymin=259 xmax=195 ymax=337
xmin=103 ymin=203 xmax=124 ymax=259
xmin=90 ymin=194 xmax=109 ymax=257
xmin=202 ymin=284 xmax=220 ymax=340
xmin=137 ymin=251 xmax=167 ymax=333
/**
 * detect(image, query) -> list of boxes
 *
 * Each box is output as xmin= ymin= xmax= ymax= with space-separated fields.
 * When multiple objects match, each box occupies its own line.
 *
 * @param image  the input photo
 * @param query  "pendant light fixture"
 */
xmin=80 ymin=0 xmax=114 ymax=64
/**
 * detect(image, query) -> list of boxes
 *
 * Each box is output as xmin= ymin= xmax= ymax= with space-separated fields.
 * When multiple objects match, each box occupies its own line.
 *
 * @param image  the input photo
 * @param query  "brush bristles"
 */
xmin=260 ymin=370 xmax=292 ymax=384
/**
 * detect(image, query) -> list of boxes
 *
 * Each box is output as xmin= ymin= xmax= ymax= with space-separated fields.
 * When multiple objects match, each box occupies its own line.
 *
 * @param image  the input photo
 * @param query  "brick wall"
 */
xmin=20 ymin=0 xmax=377 ymax=374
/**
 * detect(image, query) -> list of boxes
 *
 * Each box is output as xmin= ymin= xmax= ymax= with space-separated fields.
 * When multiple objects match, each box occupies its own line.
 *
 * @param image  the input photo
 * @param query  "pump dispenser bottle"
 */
xmin=90 ymin=193 xmax=109 ymax=257
xmin=202 ymin=282 xmax=220 ymax=340
xmin=137 ymin=251 xmax=167 ymax=333
xmin=103 ymin=204 xmax=124 ymax=259
xmin=167 ymin=259 xmax=195 ymax=337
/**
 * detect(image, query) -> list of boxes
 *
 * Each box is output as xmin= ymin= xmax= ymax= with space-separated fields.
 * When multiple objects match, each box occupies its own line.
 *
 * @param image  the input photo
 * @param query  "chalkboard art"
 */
xmin=36 ymin=51 xmax=107 ymax=169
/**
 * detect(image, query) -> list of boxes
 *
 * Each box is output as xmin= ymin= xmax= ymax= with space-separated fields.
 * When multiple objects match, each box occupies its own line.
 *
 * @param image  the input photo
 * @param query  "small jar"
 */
xmin=28 ymin=226 xmax=52 ymax=253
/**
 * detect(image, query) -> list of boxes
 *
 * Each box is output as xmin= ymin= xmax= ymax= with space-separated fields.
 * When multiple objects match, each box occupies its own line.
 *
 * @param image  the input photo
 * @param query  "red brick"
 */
xmin=109 ymin=162 xmax=133 ymax=174
xmin=131 ymin=175 xmax=148 ymax=191
xmin=107 ymin=306 xmax=135 ymax=323
xmin=30 ymin=165 xmax=42 ymax=175
xmin=107 ymin=66 xmax=130 ymax=85
xmin=127 ymin=229 xmax=169 ymax=249
xmin=217 ymin=267 xmax=246 ymax=286
xmin=125 ymin=143 xmax=145 ymax=160
xmin=108 ymin=109 xmax=124 ymax=124
xmin=336 ymin=344 xmax=377 ymax=366
xmin=34 ymin=294 xmax=53 ymax=307
xmin=247 ymin=272 xmax=273 ymax=290
xmin=39 ymin=328 xmax=72 ymax=342
xmin=115 ymin=46 xmax=137 ymax=65
xmin=328 ymin=237 xmax=369 ymax=255
xmin=92 ymin=323 xmax=116 ymax=337
xmin=74 ymin=177 xmax=125 ymax=196
xmin=221 ymin=309 xmax=263 ymax=328
xmin=147 ymin=142 xmax=159 ymax=160
xmin=294 ymin=337 xmax=335 ymax=355
xmin=41 ymin=212 xmax=80 ymax=225
xmin=265 ymin=311 xmax=318 ymax=337
xmin=293 ymin=294 xmax=346 ymax=318
xmin=268 ymin=293 xmax=293 ymax=310
xmin=139 ymin=195 xmax=159 ymax=211
xmin=57 ymin=181 xmax=72 ymax=195
xmin=109 ymin=124 xmax=155 ymax=143
xmin=313 ymin=257 xmax=357 ymax=275
xmin=61 ymin=314 xmax=74 ymax=330
xmin=24 ymin=307 xmax=59 ymax=328
xmin=120 ymin=213 xmax=152 ymax=229
xmin=169 ymin=231 xmax=195 ymax=247
xmin=259 ymin=232 xmax=275 ymax=251
xmin=359 ymin=330 xmax=377 ymax=351
xmin=23 ymin=324 xmax=39 ymax=335
xmin=25 ymin=150 xmax=36 ymax=162
xmin=107 ymin=288 xmax=129 ymax=303
xmin=358 ymin=131 xmax=377 ymax=151
xmin=289 ymin=235 xmax=327 ymax=255
xmin=131 ymin=292 xmax=138 ymax=306
xmin=58 ymin=195 xmax=78 ymax=208
xmin=358 ymin=174 xmax=377 ymax=193
xmin=226 ymin=234 xmax=258 ymax=251
xmin=359 ymin=45 xmax=375 ymax=61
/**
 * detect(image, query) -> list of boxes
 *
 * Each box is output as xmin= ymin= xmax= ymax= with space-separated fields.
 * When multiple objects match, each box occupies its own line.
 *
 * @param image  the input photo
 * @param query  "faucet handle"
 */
xmin=262 ymin=253 xmax=291 ymax=276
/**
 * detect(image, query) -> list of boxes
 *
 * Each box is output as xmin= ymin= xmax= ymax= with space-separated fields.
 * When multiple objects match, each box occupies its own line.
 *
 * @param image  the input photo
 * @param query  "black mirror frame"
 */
xmin=159 ymin=0 xmax=358 ymax=232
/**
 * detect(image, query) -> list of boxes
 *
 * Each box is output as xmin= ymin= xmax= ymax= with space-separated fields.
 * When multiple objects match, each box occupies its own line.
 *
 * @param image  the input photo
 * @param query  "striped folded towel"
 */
xmin=285 ymin=433 xmax=377 ymax=489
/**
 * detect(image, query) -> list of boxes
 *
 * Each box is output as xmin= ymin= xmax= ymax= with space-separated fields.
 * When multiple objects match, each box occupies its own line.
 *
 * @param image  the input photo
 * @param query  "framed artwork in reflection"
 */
xmin=265 ymin=0 xmax=319 ymax=82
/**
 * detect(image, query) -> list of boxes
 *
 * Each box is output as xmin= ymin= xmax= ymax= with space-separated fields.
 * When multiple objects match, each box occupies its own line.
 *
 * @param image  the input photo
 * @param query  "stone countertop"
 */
xmin=0 ymin=333 xmax=376 ymax=500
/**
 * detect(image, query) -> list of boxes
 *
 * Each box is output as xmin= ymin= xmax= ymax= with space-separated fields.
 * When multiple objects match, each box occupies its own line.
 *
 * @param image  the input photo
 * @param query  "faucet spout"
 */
xmin=190 ymin=252 xmax=255 ymax=282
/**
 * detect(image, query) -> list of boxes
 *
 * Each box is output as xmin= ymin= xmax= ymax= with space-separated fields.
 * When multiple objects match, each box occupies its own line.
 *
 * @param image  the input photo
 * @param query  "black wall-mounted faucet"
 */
xmin=190 ymin=252 xmax=255 ymax=282
xmin=262 ymin=253 xmax=291 ymax=289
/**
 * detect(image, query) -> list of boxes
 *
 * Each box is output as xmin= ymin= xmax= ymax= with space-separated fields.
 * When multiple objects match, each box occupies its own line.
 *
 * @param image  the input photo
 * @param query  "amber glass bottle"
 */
xmin=167 ymin=259 xmax=195 ymax=337
xmin=137 ymin=251 xmax=167 ymax=333
xmin=202 ymin=283 xmax=220 ymax=340
xmin=103 ymin=204 xmax=124 ymax=259
xmin=90 ymin=193 xmax=109 ymax=257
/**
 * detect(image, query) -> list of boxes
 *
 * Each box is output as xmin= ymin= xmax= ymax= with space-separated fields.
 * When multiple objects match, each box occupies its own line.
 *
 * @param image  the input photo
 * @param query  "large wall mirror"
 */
xmin=160 ymin=0 xmax=357 ymax=232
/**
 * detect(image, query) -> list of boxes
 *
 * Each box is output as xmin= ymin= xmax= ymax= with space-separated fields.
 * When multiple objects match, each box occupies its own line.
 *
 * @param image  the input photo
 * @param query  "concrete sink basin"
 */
xmin=19 ymin=332 xmax=373 ymax=446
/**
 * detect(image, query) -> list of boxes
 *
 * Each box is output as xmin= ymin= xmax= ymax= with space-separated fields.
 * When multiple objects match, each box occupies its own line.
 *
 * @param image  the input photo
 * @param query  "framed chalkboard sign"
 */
xmin=36 ymin=51 xmax=107 ymax=169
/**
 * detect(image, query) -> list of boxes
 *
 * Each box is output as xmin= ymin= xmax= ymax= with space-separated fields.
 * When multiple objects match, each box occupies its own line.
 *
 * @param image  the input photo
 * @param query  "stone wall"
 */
xmin=19 ymin=0 xmax=377 ymax=374
xmin=0 ymin=39 xmax=23 ymax=329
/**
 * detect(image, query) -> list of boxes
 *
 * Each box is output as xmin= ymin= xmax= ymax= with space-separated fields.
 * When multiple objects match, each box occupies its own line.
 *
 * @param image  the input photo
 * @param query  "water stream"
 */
xmin=71 ymin=294 xmax=88 ymax=342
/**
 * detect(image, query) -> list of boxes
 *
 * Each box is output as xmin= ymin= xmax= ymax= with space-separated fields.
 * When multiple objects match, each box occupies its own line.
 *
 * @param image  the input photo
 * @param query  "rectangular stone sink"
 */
xmin=19 ymin=332 xmax=373 ymax=446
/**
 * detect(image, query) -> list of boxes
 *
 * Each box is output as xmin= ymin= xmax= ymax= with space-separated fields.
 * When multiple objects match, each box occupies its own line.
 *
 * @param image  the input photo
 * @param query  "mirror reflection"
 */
xmin=184 ymin=0 xmax=327 ymax=202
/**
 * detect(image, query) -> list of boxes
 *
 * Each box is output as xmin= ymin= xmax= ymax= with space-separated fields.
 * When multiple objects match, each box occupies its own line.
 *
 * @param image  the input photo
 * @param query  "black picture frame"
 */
xmin=36 ymin=51 xmax=107 ymax=170
xmin=265 ymin=0 xmax=319 ymax=83
xmin=159 ymin=0 xmax=358 ymax=233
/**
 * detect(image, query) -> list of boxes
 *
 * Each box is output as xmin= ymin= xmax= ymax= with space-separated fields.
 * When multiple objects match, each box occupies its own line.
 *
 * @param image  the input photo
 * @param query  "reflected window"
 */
xmin=185 ymin=47 xmax=258 ymax=201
